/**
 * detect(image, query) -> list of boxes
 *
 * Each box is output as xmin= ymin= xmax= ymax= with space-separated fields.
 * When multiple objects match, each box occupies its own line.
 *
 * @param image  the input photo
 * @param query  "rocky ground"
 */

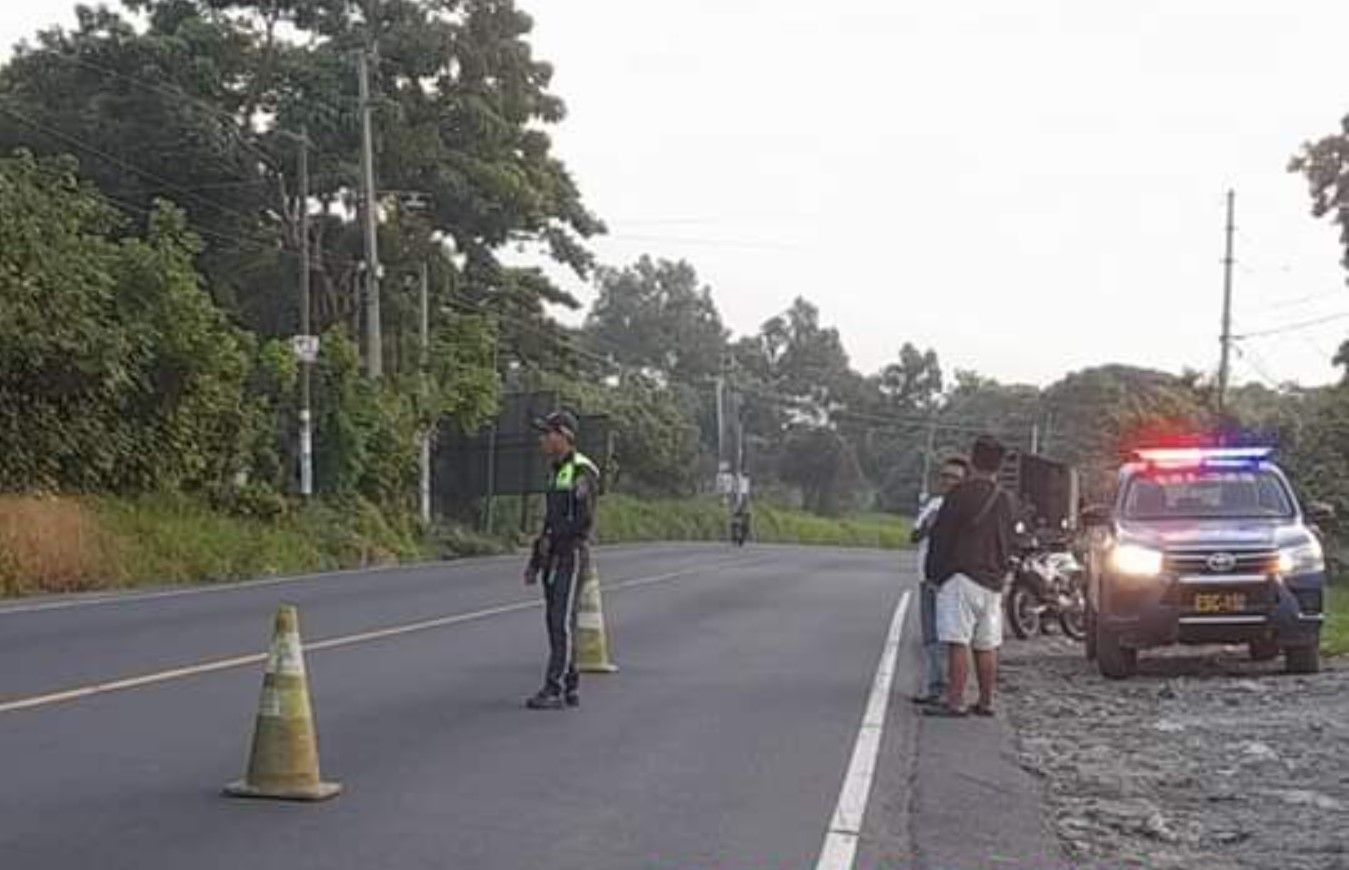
xmin=1001 ymin=636 xmax=1349 ymax=869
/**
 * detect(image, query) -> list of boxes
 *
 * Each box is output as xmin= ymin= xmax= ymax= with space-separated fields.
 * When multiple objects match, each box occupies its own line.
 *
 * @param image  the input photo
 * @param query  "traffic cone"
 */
xmin=224 ymin=604 xmax=341 ymax=801
xmin=575 ymin=564 xmax=618 ymax=674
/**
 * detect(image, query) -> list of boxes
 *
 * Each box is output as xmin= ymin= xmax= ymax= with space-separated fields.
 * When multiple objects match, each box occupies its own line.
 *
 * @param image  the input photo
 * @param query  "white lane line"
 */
xmin=0 ymin=558 xmax=509 ymax=617
xmin=815 ymin=589 xmax=913 ymax=870
xmin=0 ymin=555 xmax=765 ymax=716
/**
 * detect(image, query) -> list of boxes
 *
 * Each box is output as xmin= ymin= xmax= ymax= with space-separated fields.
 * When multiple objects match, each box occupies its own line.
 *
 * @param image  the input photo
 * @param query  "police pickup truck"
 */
xmin=1081 ymin=447 xmax=1330 ymax=678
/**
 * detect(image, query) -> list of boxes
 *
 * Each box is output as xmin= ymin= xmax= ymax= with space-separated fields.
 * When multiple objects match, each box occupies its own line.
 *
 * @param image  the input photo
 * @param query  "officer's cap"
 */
xmin=532 ymin=410 xmax=579 ymax=441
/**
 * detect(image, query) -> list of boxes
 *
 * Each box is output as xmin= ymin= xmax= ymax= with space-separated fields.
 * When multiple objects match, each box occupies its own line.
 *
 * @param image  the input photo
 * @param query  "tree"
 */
xmin=0 ymin=0 xmax=603 ymax=366
xmin=584 ymin=256 xmax=729 ymax=384
xmin=878 ymin=343 xmax=944 ymax=412
xmin=1042 ymin=365 xmax=1212 ymax=500
xmin=0 ymin=151 xmax=252 ymax=494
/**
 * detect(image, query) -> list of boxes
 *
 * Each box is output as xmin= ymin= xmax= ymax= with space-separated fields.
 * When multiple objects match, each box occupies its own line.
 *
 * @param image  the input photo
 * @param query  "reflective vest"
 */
xmin=545 ymin=452 xmax=600 ymax=542
xmin=552 ymin=452 xmax=600 ymax=491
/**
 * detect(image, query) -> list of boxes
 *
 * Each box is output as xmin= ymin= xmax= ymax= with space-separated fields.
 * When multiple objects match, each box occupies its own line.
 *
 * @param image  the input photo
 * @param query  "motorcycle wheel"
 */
xmin=1005 ymin=585 xmax=1041 ymax=640
xmin=1058 ymin=601 xmax=1087 ymax=641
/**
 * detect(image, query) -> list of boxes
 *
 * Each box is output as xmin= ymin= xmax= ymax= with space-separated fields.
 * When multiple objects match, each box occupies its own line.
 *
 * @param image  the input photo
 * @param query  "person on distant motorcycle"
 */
xmin=731 ymin=490 xmax=752 ymax=545
xmin=911 ymin=456 xmax=969 ymax=705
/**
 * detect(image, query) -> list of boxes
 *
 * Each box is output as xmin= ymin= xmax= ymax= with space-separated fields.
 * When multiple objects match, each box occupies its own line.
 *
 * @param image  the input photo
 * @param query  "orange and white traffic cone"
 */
xmin=576 ymin=564 xmax=618 ymax=674
xmin=224 ymin=604 xmax=341 ymax=801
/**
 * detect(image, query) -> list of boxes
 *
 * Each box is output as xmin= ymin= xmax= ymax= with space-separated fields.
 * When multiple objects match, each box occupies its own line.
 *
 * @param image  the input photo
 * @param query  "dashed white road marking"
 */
xmin=0 ymin=555 xmax=765 ymax=715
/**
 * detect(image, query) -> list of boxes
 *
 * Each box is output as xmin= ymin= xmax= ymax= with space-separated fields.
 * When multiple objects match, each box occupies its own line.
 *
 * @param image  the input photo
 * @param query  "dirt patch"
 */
xmin=1001 ymin=637 xmax=1349 ymax=869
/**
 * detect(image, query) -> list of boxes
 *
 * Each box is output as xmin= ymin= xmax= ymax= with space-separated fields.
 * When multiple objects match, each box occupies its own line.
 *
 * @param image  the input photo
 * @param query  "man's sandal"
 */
xmin=971 ymin=703 xmax=996 ymax=717
xmin=920 ymin=705 xmax=969 ymax=718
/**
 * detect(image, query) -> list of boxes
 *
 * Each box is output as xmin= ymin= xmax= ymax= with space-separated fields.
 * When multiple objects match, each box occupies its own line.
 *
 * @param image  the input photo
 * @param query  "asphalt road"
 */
xmin=0 ymin=543 xmax=1062 ymax=869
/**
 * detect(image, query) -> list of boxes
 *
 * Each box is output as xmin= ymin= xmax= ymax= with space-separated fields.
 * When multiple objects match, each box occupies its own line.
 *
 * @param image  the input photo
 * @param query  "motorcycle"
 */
xmin=730 ymin=512 xmax=750 ymax=547
xmin=1005 ymin=525 xmax=1087 ymax=641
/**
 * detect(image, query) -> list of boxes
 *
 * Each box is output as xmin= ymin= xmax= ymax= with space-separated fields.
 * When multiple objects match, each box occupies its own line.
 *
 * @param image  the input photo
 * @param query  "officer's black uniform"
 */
xmin=526 ymin=413 xmax=600 ymax=709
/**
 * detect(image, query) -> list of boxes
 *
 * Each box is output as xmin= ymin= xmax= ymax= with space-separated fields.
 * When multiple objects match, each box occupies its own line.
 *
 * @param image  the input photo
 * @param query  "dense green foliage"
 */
xmin=0 ymin=152 xmax=253 ymax=494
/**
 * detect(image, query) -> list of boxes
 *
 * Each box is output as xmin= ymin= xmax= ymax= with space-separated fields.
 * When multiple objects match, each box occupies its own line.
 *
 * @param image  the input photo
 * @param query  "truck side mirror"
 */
xmin=1307 ymin=501 xmax=1336 ymax=525
xmin=1080 ymin=504 xmax=1112 ymax=527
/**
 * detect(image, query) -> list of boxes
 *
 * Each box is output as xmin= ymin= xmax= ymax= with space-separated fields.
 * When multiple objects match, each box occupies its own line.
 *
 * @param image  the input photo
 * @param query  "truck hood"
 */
xmin=1116 ymin=518 xmax=1312 ymax=550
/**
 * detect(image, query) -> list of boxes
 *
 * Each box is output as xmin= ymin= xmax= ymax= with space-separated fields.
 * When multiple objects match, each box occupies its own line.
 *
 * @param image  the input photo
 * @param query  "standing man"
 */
xmin=910 ymin=456 xmax=969 ymax=704
xmin=924 ymin=435 xmax=1016 ymax=718
xmin=524 ymin=410 xmax=601 ymax=711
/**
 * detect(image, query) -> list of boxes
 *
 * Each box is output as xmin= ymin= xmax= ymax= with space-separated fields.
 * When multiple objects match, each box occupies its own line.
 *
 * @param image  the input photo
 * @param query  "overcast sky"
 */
xmin=7 ymin=1 xmax=1349 ymax=387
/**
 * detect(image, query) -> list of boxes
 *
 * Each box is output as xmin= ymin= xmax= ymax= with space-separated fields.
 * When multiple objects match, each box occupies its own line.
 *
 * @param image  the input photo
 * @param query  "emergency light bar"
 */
xmin=1132 ymin=447 xmax=1273 ymax=465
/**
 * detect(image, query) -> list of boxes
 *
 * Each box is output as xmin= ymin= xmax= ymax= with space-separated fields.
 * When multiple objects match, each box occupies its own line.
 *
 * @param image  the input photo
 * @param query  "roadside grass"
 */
xmin=0 ymin=491 xmax=908 ymax=598
xmin=1324 ymin=581 xmax=1349 ymax=657
xmin=0 ymin=496 xmax=118 ymax=595
xmin=597 ymin=495 xmax=911 ymax=550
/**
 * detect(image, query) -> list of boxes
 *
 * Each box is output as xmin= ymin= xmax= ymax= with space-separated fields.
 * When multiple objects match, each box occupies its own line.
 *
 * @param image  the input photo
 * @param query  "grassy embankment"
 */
xmin=1323 ymin=542 xmax=1349 ymax=655
xmin=0 ymin=494 xmax=910 ymax=597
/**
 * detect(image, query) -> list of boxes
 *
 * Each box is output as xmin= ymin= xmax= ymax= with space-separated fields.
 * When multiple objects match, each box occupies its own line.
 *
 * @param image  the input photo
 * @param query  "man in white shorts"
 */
xmin=922 ymin=435 xmax=1016 ymax=718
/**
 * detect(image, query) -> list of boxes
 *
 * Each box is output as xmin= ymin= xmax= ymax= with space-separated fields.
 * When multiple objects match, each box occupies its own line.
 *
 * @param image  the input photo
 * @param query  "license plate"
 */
xmin=1193 ymin=592 xmax=1246 ymax=614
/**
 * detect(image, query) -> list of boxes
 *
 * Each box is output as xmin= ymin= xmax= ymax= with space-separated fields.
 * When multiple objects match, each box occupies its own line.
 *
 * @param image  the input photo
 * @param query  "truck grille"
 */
xmin=1163 ymin=549 xmax=1278 ymax=576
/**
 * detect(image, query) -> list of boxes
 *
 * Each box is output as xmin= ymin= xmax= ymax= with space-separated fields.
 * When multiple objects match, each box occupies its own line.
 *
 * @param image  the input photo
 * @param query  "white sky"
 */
xmin=7 ymin=1 xmax=1349 ymax=387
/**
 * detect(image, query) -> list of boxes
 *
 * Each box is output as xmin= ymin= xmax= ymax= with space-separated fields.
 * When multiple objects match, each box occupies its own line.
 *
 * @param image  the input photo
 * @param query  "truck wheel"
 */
xmin=1084 ymin=605 xmax=1098 ymax=661
xmin=1285 ymin=644 xmax=1321 ymax=674
xmin=1096 ymin=625 xmax=1137 ymax=679
xmin=1249 ymin=637 xmax=1280 ymax=662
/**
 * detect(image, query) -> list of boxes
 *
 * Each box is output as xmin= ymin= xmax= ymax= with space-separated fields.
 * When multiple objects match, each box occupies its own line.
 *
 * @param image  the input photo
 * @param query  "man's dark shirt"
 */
xmin=924 ymin=477 xmax=1016 ymax=592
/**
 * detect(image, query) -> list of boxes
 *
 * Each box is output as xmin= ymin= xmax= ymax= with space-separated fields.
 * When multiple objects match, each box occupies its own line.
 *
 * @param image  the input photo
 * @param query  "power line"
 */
xmin=1235 ymin=310 xmax=1349 ymax=340
xmin=1248 ymin=289 xmax=1346 ymax=313
xmin=0 ymin=99 xmax=268 ymax=230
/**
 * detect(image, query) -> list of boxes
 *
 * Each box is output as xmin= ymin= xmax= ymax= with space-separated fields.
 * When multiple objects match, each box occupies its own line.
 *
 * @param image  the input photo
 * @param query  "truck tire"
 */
xmin=1096 ymin=625 xmax=1137 ymax=679
xmin=1285 ymin=644 xmax=1321 ymax=674
xmin=1249 ymin=637 xmax=1280 ymax=662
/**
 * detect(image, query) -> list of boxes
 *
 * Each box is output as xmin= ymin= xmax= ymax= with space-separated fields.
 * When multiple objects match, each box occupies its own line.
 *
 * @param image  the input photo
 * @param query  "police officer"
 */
xmin=523 ymin=410 xmax=601 ymax=710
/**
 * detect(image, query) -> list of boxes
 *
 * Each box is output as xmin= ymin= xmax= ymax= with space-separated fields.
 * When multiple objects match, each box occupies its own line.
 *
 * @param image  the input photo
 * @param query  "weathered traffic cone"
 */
xmin=224 ymin=604 xmax=341 ymax=801
xmin=575 ymin=564 xmax=618 ymax=674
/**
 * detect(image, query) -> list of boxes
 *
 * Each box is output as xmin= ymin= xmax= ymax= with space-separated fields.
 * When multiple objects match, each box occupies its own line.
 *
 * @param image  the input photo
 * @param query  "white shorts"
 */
xmin=936 ymin=574 xmax=1004 ymax=651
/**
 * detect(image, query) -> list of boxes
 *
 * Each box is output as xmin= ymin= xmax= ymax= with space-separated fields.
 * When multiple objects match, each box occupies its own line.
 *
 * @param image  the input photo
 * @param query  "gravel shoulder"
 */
xmin=1001 ymin=637 xmax=1349 ymax=869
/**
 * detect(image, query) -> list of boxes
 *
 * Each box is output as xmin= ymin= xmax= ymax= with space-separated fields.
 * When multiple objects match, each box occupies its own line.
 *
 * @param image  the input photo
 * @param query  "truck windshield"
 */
xmin=1122 ymin=468 xmax=1294 ymax=520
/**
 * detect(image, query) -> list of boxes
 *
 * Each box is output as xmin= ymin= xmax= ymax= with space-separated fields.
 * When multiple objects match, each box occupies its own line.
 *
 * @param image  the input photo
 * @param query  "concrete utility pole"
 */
xmin=918 ymin=416 xmax=938 ymax=508
xmin=279 ymin=126 xmax=316 ymax=496
xmin=715 ymin=374 xmax=727 ymax=484
xmin=298 ymin=126 xmax=314 ymax=497
xmin=1217 ymin=189 xmax=1236 ymax=418
xmin=419 ymin=260 xmax=431 ymax=523
xmin=357 ymin=48 xmax=382 ymax=378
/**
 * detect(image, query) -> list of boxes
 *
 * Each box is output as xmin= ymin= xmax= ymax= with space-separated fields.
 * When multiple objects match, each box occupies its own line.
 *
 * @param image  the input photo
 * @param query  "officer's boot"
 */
xmin=525 ymin=689 xmax=565 ymax=710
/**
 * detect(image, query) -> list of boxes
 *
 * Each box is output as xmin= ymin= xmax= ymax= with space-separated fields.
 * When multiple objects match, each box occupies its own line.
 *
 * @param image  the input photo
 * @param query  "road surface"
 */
xmin=0 ymin=544 xmax=1060 ymax=869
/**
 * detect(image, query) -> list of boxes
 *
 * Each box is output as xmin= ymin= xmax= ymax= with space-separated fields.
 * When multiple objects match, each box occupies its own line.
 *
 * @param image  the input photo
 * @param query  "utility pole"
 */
xmin=419 ymin=259 xmax=431 ymax=523
xmin=482 ymin=310 xmax=500 ymax=535
xmin=357 ymin=48 xmax=382 ymax=378
xmin=919 ymin=416 xmax=938 ymax=508
xmin=279 ymin=126 xmax=316 ymax=497
xmin=715 ymin=374 xmax=727 ymax=488
xmin=298 ymin=126 xmax=314 ymax=497
xmin=1217 ymin=188 xmax=1236 ymax=418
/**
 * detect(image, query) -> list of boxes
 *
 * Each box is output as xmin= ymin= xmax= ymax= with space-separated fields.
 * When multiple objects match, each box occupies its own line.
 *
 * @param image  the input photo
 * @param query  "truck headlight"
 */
xmin=1278 ymin=539 xmax=1325 ymax=575
xmin=1111 ymin=543 xmax=1164 ymax=577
